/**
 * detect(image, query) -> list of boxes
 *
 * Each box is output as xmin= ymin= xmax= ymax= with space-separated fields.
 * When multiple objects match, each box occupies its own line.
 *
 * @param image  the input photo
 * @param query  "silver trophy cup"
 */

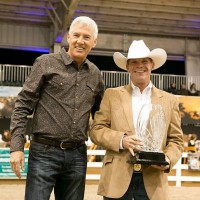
xmin=128 ymin=103 xmax=169 ymax=165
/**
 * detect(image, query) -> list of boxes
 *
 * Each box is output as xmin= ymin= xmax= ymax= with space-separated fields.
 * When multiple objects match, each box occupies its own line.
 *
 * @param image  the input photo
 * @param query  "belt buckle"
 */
xmin=133 ymin=164 xmax=142 ymax=171
xmin=60 ymin=141 xmax=66 ymax=150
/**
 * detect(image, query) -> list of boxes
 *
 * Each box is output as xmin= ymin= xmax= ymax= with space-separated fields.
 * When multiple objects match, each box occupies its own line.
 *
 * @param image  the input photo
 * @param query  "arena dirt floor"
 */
xmin=0 ymin=183 xmax=199 ymax=200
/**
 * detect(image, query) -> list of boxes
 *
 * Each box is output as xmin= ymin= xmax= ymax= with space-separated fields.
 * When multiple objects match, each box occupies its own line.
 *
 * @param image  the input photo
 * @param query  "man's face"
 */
xmin=67 ymin=23 xmax=97 ymax=66
xmin=126 ymin=58 xmax=154 ymax=89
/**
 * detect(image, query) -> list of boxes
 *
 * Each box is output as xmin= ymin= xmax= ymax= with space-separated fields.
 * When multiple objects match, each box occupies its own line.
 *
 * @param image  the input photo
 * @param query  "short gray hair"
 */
xmin=69 ymin=16 xmax=98 ymax=39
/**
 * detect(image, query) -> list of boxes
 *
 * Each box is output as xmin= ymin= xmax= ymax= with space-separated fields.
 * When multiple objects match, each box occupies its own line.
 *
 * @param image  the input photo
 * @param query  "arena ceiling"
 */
xmin=0 ymin=0 xmax=200 ymax=43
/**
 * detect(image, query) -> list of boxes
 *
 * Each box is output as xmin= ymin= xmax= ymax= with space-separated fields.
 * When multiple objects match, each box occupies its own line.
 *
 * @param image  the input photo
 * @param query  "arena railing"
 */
xmin=0 ymin=64 xmax=31 ymax=86
xmin=86 ymin=150 xmax=200 ymax=187
xmin=1 ymin=64 xmax=200 ymax=91
xmin=0 ymin=148 xmax=199 ymax=187
xmin=101 ymin=71 xmax=190 ymax=91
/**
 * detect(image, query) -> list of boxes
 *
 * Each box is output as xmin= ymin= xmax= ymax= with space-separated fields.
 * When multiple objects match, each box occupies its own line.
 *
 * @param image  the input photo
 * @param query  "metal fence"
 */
xmin=0 ymin=64 xmax=200 ymax=91
xmin=102 ymin=70 xmax=193 ymax=91
xmin=0 ymin=64 xmax=32 ymax=86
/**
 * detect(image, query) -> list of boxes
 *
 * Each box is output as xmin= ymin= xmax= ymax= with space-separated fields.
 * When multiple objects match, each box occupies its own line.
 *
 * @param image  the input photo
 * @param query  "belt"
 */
xmin=133 ymin=164 xmax=142 ymax=173
xmin=32 ymin=135 xmax=85 ymax=150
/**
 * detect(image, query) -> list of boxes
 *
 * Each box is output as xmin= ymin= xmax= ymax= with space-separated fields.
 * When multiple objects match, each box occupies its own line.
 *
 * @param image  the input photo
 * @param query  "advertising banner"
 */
xmin=0 ymin=148 xmax=28 ymax=178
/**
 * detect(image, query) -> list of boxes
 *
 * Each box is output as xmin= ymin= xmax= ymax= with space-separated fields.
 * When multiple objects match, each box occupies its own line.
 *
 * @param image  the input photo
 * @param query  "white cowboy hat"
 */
xmin=113 ymin=40 xmax=167 ymax=71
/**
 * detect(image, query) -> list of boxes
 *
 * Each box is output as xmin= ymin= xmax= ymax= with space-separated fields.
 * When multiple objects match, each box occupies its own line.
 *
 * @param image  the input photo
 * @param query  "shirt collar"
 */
xmin=131 ymin=81 xmax=152 ymax=95
xmin=60 ymin=47 xmax=89 ymax=69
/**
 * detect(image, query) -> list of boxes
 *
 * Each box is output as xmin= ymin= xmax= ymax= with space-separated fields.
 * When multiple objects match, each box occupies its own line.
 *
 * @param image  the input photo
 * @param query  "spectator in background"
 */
xmin=24 ymin=135 xmax=30 ymax=148
xmin=186 ymin=133 xmax=197 ymax=153
xmin=188 ymin=134 xmax=197 ymax=148
xmin=2 ymin=129 xmax=11 ymax=147
xmin=190 ymin=156 xmax=199 ymax=170
xmin=177 ymin=83 xmax=189 ymax=96
xmin=167 ymin=82 xmax=177 ymax=94
xmin=195 ymin=140 xmax=200 ymax=152
xmin=0 ymin=97 xmax=15 ymax=118
xmin=189 ymin=83 xmax=198 ymax=96
xmin=0 ymin=133 xmax=3 ymax=147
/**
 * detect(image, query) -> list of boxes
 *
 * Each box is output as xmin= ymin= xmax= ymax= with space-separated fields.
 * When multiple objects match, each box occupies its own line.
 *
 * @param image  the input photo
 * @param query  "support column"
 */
xmin=53 ymin=43 xmax=62 ymax=53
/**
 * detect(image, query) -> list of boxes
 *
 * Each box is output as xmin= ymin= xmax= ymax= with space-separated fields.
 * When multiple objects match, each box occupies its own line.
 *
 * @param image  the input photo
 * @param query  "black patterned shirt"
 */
xmin=10 ymin=48 xmax=104 ymax=152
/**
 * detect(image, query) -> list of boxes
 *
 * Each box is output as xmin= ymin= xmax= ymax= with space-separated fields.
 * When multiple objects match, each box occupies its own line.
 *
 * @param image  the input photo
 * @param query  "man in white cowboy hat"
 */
xmin=90 ymin=40 xmax=184 ymax=200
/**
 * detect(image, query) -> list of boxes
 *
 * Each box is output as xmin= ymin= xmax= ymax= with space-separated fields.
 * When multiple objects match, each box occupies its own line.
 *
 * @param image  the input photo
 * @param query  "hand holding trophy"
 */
xmin=128 ymin=103 xmax=169 ymax=166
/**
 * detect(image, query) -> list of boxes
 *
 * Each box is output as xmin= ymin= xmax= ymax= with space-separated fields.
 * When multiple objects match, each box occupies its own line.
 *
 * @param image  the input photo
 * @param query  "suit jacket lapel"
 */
xmin=118 ymin=85 xmax=163 ymax=134
xmin=151 ymin=86 xmax=163 ymax=105
xmin=119 ymin=84 xmax=135 ymax=132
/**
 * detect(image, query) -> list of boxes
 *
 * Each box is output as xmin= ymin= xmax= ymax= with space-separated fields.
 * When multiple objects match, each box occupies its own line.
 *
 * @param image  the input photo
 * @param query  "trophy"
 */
xmin=128 ymin=103 xmax=169 ymax=166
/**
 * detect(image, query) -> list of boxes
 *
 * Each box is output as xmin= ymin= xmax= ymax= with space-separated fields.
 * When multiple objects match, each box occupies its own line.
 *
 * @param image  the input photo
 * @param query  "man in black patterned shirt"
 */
xmin=10 ymin=16 xmax=104 ymax=200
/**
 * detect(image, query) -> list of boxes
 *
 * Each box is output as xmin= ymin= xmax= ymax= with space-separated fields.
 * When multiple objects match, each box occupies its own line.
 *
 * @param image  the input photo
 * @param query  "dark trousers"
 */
xmin=25 ymin=140 xmax=87 ymax=200
xmin=103 ymin=173 xmax=149 ymax=200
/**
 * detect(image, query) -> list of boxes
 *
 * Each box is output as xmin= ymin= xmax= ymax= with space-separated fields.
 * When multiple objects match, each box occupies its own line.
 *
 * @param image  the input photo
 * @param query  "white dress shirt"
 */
xmin=131 ymin=82 xmax=152 ymax=128
xmin=120 ymin=82 xmax=152 ymax=149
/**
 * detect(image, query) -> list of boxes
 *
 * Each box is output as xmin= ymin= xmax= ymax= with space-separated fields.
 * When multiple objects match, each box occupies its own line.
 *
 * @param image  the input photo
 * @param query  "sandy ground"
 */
xmin=0 ymin=184 xmax=200 ymax=200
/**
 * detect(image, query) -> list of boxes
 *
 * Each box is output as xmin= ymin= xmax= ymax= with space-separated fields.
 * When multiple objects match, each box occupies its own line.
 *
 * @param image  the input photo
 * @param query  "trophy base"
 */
xmin=128 ymin=151 xmax=169 ymax=165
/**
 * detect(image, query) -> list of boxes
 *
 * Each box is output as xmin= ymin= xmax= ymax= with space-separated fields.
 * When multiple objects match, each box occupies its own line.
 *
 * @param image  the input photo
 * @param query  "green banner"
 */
xmin=0 ymin=148 xmax=29 ymax=178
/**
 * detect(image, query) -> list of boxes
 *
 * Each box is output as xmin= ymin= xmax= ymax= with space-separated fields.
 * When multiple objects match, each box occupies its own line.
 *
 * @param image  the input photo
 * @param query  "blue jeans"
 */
xmin=25 ymin=140 xmax=87 ymax=200
xmin=103 ymin=173 xmax=149 ymax=200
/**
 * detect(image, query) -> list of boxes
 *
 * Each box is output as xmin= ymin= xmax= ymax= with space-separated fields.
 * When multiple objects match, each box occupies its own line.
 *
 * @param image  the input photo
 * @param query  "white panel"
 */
xmin=63 ymin=32 xmax=200 ymax=58
xmin=14 ymin=25 xmax=21 ymax=45
xmin=96 ymin=33 xmax=124 ymax=50
xmin=117 ymin=34 xmax=186 ymax=55
xmin=1 ymin=21 xmax=200 ymax=59
xmin=0 ymin=22 xmax=51 ymax=51
xmin=186 ymin=39 xmax=200 ymax=55
xmin=186 ymin=55 xmax=200 ymax=76
xmin=1 ymin=23 xmax=8 ymax=44
xmin=7 ymin=24 xmax=13 ymax=44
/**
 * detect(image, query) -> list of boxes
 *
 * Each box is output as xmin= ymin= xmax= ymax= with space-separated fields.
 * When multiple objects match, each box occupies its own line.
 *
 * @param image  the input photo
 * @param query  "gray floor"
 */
xmin=0 ymin=184 xmax=200 ymax=200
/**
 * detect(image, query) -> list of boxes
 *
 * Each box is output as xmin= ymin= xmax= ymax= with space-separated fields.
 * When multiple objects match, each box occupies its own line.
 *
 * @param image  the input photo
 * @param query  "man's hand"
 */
xmin=151 ymin=156 xmax=170 ymax=171
xmin=122 ymin=135 xmax=143 ymax=156
xmin=10 ymin=151 xmax=24 ymax=179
